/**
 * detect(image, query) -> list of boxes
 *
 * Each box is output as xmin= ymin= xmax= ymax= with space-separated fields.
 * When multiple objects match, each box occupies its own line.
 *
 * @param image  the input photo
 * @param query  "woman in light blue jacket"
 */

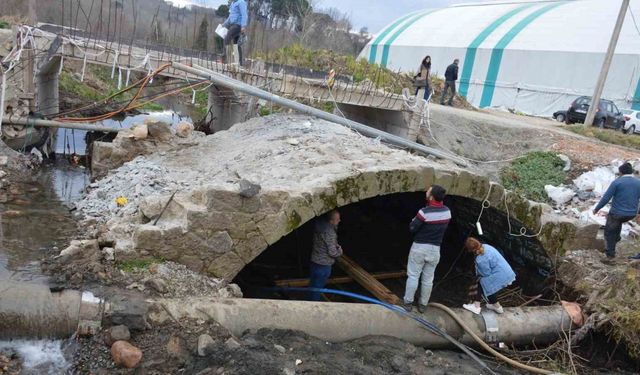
xmin=462 ymin=237 xmax=516 ymax=315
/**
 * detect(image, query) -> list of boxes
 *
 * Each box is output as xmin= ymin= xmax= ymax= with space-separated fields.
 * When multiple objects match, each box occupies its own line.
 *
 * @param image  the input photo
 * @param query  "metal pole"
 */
xmin=171 ymin=62 xmax=468 ymax=167
xmin=585 ymin=0 xmax=629 ymax=126
xmin=2 ymin=117 xmax=121 ymax=133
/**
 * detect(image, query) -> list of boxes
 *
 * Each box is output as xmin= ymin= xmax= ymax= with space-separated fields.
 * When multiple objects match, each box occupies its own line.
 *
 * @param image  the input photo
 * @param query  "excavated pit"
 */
xmin=235 ymin=192 xmax=554 ymax=305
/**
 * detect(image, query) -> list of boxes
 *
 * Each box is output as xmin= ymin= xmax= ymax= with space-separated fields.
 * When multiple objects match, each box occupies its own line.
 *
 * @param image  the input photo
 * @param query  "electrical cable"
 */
xmin=428 ymin=303 xmax=554 ymax=375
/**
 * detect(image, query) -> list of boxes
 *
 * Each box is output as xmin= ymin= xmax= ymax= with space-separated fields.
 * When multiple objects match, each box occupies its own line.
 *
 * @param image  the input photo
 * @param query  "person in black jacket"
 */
xmin=402 ymin=185 xmax=451 ymax=313
xmin=440 ymin=59 xmax=459 ymax=106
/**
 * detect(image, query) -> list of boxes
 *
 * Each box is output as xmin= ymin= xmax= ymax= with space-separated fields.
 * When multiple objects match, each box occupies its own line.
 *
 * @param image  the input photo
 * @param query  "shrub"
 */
xmin=500 ymin=151 xmax=567 ymax=202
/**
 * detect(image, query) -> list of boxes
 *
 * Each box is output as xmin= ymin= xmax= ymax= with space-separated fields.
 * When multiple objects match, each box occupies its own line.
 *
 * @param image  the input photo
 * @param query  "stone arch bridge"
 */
xmin=93 ymin=115 xmax=596 ymax=281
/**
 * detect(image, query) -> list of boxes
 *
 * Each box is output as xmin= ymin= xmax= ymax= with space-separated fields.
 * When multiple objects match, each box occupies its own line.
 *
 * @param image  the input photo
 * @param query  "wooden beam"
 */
xmin=335 ymin=255 xmax=401 ymax=305
xmin=273 ymin=271 xmax=406 ymax=288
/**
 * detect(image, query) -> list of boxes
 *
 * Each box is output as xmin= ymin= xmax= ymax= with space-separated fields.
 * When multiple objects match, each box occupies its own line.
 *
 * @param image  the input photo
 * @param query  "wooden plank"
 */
xmin=335 ymin=255 xmax=401 ymax=305
xmin=274 ymin=271 xmax=406 ymax=288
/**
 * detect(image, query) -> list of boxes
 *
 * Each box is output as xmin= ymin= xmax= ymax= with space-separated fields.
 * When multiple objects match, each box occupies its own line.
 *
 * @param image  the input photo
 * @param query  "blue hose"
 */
xmin=265 ymin=286 xmax=495 ymax=374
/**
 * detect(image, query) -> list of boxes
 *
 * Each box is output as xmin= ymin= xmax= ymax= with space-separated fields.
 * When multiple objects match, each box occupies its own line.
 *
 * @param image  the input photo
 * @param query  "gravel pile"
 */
xmin=74 ymin=157 xmax=186 ymax=222
xmin=123 ymin=262 xmax=241 ymax=299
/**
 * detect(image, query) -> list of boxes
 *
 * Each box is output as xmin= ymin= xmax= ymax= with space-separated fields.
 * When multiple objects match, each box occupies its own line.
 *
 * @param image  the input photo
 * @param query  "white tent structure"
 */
xmin=359 ymin=0 xmax=640 ymax=116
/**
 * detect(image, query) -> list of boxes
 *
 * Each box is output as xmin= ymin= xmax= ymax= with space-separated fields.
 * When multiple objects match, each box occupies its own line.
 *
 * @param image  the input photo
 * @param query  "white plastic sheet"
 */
xmin=215 ymin=24 xmax=228 ymax=39
xmin=544 ymin=185 xmax=574 ymax=206
xmin=573 ymin=167 xmax=616 ymax=197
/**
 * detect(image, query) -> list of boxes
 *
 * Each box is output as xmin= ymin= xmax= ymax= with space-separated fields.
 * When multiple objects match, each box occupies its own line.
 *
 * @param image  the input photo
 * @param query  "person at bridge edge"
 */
xmin=440 ymin=58 xmax=459 ymax=106
xmin=223 ymin=0 xmax=248 ymax=65
xmin=402 ymin=185 xmax=451 ymax=313
xmin=414 ymin=55 xmax=432 ymax=101
xmin=462 ymin=237 xmax=515 ymax=315
xmin=593 ymin=162 xmax=640 ymax=262
xmin=308 ymin=210 xmax=343 ymax=301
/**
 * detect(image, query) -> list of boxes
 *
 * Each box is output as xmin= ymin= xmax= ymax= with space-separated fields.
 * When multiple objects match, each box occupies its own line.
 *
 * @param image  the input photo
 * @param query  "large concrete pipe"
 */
xmin=0 ymin=282 xmax=104 ymax=339
xmin=149 ymin=298 xmax=574 ymax=348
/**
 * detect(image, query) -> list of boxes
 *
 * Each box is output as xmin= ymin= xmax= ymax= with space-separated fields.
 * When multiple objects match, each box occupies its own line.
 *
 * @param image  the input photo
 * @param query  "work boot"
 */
xmin=628 ymin=253 xmax=640 ymax=260
xmin=402 ymin=302 xmax=413 ymax=312
xmin=602 ymin=255 xmax=616 ymax=265
xmin=486 ymin=303 xmax=504 ymax=314
xmin=417 ymin=304 xmax=427 ymax=313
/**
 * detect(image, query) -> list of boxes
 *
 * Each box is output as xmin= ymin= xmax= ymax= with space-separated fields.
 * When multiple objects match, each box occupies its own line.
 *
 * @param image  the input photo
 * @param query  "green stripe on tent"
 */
xmin=380 ymin=9 xmax=440 ymax=67
xmin=368 ymin=11 xmax=422 ymax=64
xmin=479 ymin=2 xmax=567 ymax=108
xmin=632 ymin=78 xmax=640 ymax=110
xmin=458 ymin=3 xmax=535 ymax=98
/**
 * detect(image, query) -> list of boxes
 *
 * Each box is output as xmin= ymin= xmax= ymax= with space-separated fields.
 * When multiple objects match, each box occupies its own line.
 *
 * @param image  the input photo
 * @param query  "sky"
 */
xmin=166 ymin=0 xmax=485 ymax=33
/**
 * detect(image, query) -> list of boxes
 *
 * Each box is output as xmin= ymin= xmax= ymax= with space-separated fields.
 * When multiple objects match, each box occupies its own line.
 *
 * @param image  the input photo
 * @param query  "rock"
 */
xmin=283 ymin=368 xmax=295 ymax=375
xmin=59 ymin=239 xmax=100 ymax=260
xmin=111 ymin=341 xmax=142 ymax=368
xmin=577 ymin=190 xmax=594 ymax=201
xmin=557 ymin=154 xmax=571 ymax=172
xmin=166 ymin=335 xmax=190 ymax=364
xmin=238 ymin=179 xmax=261 ymax=198
xmin=391 ymin=355 xmax=409 ymax=373
xmin=544 ymin=185 xmax=575 ymax=206
xmin=176 ymin=122 xmax=194 ymax=138
xmin=197 ymin=334 xmax=215 ymax=356
xmin=145 ymin=278 xmax=168 ymax=294
xmin=109 ymin=293 xmax=149 ymax=330
xmin=102 ymin=247 xmax=115 ymax=261
xmin=105 ymin=325 xmax=131 ymax=346
xmin=130 ymin=124 xmax=149 ymax=140
xmin=225 ymin=337 xmax=241 ymax=350
xmin=146 ymin=120 xmax=173 ymax=142
xmin=274 ymin=344 xmax=286 ymax=354
xmin=0 ymin=156 xmax=8 ymax=166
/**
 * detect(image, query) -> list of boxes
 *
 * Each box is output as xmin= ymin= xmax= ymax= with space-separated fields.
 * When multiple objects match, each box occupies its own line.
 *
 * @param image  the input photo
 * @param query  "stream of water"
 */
xmin=0 ymin=110 xmax=192 ymax=373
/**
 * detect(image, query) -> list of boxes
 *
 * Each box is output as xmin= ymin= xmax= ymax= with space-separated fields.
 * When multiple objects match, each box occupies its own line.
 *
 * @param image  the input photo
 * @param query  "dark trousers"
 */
xmin=223 ymin=24 xmax=243 ymax=65
xmin=414 ymin=83 xmax=431 ymax=101
xmin=604 ymin=213 xmax=635 ymax=257
xmin=440 ymin=80 xmax=456 ymax=105
xmin=308 ymin=262 xmax=332 ymax=301
xmin=468 ymin=279 xmax=498 ymax=304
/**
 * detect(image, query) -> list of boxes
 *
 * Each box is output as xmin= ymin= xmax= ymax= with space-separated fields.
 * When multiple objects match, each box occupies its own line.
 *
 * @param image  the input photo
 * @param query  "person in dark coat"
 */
xmin=593 ymin=162 xmax=640 ymax=261
xmin=308 ymin=210 xmax=343 ymax=301
xmin=440 ymin=58 xmax=459 ymax=106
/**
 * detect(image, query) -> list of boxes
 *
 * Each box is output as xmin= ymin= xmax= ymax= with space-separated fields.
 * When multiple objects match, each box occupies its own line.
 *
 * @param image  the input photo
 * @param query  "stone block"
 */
xmin=256 ymin=212 xmax=289 ymax=245
xmin=235 ymin=231 xmax=269 ymax=264
xmin=206 ymin=252 xmax=245 ymax=279
xmin=433 ymin=170 xmax=457 ymax=192
xmin=146 ymin=120 xmax=173 ymax=142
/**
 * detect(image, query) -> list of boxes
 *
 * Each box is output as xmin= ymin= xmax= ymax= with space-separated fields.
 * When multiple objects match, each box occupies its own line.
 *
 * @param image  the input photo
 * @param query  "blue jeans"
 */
xmin=308 ymin=262 xmax=332 ymax=301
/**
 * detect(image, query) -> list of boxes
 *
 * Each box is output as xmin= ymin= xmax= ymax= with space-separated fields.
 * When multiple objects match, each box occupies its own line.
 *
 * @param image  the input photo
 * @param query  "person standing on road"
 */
xmin=414 ymin=55 xmax=432 ymax=101
xmin=593 ymin=162 xmax=640 ymax=261
xmin=223 ymin=0 xmax=248 ymax=65
xmin=402 ymin=185 xmax=451 ymax=313
xmin=308 ymin=210 xmax=343 ymax=301
xmin=462 ymin=237 xmax=515 ymax=315
xmin=440 ymin=58 xmax=459 ymax=106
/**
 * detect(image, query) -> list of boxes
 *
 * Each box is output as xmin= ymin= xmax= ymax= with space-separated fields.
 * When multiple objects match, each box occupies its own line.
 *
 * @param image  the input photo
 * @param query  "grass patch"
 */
xmin=500 ymin=151 xmax=566 ymax=202
xmin=0 ymin=21 xmax=10 ymax=29
xmin=567 ymin=125 xmax=640 ymax=150
xmin=117 ymin=257 xmax=164 ymax=272
xmin=59 ymin=71 xmax=101 ymax=100
xmin=258 ymin=44 xmax=411 ymax=94
xmin=140 ymin=102 xmax=164 ymax=111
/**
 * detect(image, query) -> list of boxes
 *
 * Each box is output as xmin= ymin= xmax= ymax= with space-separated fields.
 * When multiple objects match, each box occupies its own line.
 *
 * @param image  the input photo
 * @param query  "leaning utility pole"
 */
xmin=585 ymin=0 xmax=629 ymax=126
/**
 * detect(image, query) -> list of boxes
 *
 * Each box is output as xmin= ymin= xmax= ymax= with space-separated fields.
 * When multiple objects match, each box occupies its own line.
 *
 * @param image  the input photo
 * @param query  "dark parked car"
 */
xmin=553 ymin=110 xmax=567 ymax=122
xmin=566 ymin=96 xmax=625 ymax=129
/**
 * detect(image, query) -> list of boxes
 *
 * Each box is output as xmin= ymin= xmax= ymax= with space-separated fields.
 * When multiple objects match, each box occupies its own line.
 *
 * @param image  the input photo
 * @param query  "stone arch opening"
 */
xmin=233 ymin=191 xmax=555 ymax=305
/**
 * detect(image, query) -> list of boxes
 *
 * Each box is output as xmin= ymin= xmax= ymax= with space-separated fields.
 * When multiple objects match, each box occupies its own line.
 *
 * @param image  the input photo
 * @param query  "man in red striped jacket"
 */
xmin=403 ymin=185 xmax=451 ymax=313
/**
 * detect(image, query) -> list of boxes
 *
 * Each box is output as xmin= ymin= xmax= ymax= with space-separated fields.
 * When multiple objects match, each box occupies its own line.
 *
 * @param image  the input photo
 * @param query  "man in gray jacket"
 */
xmin=308 ymin=210 xmax=343 ymax=301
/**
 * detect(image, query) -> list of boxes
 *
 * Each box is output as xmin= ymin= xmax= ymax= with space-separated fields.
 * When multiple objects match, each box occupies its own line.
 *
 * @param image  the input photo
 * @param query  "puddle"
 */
xmin=0 ymin=161 xmax=86 ymax=283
